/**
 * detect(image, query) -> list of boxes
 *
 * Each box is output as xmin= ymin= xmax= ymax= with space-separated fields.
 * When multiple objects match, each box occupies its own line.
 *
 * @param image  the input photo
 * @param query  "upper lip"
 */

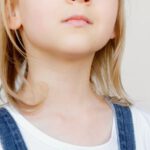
xmin=62 ymin=15 xmax=93 ymax=24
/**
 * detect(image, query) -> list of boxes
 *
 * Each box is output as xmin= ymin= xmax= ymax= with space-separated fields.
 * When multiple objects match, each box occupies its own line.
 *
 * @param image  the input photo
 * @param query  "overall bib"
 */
xmin=0 ymin=101 xmax=136 ymax=150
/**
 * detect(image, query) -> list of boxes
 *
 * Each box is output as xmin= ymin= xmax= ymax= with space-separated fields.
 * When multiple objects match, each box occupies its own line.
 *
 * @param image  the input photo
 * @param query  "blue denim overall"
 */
xmin=0 ymin=99 xmax=136 ymax=150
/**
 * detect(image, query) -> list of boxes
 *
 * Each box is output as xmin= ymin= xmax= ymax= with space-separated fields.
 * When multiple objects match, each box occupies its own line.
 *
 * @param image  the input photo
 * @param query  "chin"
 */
xmin=60 ymin=36 xmax=91 ymax=49
xmin=56 ymin=47 xmax=93 ymax=61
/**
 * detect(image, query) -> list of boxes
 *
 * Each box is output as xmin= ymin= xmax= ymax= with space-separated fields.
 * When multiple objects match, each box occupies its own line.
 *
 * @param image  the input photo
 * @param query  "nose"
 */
xmin=66 ymin=0 xmax=91 ymax=4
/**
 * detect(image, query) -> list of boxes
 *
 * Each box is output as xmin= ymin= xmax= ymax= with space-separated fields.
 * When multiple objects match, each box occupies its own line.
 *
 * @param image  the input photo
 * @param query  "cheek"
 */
xmin=19 ymin=1 xmax=59 ymax=45
xmin=97 ymin=0 xmax=118 ymax=29
xmin=93 ymin=0 xmax=118 ymax=44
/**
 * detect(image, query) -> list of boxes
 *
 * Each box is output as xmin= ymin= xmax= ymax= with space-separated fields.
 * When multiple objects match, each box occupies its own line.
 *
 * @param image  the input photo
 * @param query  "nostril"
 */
xmin=67 ymin=0 xmax=91 ymax=4
xmin=71 ymin=0 xmax=90 ymax=2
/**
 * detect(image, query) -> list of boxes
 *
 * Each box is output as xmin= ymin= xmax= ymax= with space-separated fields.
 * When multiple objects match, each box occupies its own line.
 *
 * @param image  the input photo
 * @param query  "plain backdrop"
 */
xmin=122 ymin=0 xmax=150 ymax=112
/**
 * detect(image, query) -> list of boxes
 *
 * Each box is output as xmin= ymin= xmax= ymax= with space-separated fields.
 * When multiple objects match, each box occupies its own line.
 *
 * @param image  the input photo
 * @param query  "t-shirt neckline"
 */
xmin=4 ymin=98 xmax=117 ymax=150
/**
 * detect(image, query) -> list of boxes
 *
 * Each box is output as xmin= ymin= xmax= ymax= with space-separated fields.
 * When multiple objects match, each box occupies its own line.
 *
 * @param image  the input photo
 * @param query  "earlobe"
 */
xmin=110 ymin=31 xmax=116 ymax=39
xmin=8 ymin=16 xmax=22 ymax=30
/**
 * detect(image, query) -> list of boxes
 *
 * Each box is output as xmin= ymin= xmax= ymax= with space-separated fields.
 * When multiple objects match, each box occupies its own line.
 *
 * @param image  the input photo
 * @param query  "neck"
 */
xmin=15 ymin=49 xmax=106 ymax=115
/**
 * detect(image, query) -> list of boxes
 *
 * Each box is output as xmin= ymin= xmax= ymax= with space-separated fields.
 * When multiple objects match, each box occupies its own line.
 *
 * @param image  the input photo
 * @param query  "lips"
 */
xmin=62 ymin=15 xmax=93 ymax=24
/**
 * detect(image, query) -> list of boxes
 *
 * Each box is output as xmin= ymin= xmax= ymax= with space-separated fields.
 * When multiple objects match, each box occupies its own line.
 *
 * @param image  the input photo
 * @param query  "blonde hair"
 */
xmin=0 ymin=0 xmax=134 ymax=111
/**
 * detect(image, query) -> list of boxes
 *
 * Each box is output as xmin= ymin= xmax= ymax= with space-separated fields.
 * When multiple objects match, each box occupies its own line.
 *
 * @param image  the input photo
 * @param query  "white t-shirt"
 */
xmin=0 ymin=103 xmax=150 ymax=150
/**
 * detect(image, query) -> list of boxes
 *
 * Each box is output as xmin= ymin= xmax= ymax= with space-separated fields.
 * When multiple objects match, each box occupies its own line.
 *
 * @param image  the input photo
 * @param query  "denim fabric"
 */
xmin=0 ymin=107 xmax=27 ymax=150
xmin=0 ymin=103 xmax=136 ymax=150
xmin=113 ymin=104 xmax=136 ymax=150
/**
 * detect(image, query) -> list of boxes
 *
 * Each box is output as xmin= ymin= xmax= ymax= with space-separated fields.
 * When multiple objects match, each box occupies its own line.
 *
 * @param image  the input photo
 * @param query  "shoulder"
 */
xmin=129 ymin=105 xmax=150 ymax=149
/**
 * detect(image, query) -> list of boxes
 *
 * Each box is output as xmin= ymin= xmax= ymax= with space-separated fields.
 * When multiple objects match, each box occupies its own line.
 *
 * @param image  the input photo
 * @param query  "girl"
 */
xmin=0 ymin=0 xmax=150 ymax=150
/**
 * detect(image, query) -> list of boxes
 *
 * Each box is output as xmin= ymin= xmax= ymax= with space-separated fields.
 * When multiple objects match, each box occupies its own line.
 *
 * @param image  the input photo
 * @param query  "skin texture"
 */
xmin=7 ymin=0 xmax=118 ymax=146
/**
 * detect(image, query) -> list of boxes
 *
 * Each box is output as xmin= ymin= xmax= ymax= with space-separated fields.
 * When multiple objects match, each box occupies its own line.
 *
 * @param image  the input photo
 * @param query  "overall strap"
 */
xmin=0 ymin=107 xmax=28 ymax=150
xmin=113 ymin=104 xmax=136 ymax=150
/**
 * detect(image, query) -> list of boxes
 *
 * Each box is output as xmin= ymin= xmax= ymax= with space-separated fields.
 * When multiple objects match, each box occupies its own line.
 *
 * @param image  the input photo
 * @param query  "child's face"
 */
xmin=12 ymin=0 xmax=118 ymax=56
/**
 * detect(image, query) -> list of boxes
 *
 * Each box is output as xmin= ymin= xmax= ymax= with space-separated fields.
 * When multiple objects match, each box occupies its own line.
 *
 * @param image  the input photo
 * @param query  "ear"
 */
xmin=6 ymin=0 xmax=22 ymax=30
xmin=110 ymin=30 xmax=116 ymax=39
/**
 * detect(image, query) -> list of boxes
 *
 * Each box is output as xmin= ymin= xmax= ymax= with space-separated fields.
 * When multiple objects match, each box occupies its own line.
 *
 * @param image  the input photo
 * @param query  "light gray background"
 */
xmin=122 ymin=0 xmax=150 ymax=112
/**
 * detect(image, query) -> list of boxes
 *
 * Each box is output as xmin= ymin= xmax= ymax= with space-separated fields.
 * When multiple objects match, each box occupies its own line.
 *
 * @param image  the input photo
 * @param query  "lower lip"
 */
xmin=64 ymin=20 xmax=89 ymax=27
